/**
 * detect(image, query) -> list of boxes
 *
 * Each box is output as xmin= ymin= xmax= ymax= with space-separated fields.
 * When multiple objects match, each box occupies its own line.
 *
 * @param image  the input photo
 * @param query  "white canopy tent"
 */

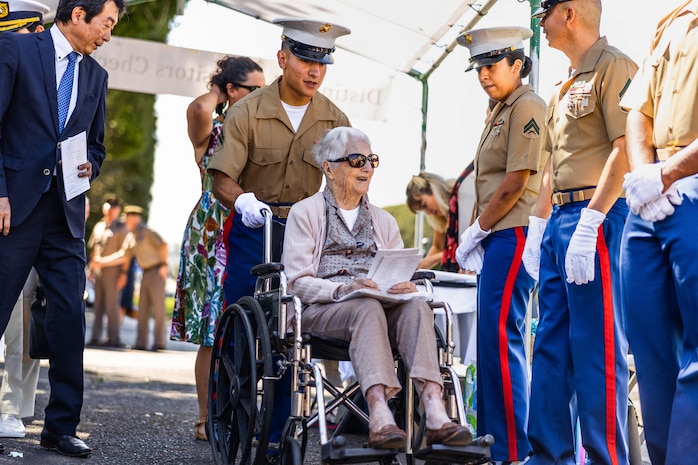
xmin=207 ymin=0 xmax=542 ymax=170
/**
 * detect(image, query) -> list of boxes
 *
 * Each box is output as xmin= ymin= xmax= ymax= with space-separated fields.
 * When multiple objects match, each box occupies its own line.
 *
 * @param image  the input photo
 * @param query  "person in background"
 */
xmin=282 ymin=126 xmax=473 ymax=450
xmin=0 ymin=0 xmax=50 ymax=443
xmin=119 ymin=257 xmax=137 ymax=318
xmin=405 ymin=172 xmax=454 ymax=269
xmin=455 ymin=26 xmax=546 ymax=464
xmin=87 ymin=195 xmax=130 ymax=348
xmin=170 ymin=55 xmax=265 ymax=442
xmin=521 ymin=1 xmax=638 ymax=464
xmin=208 ymin=18 xmax=352 ymax=459
xmin=619 ymin=2 xmax=698 ymax=463
xmin=441 ymin=161 xmax=475 ymax=272
xmin=123 ymin=206 xmax=168 ymax=352
xmin=0 ymin=0 xmax=126 ymax=457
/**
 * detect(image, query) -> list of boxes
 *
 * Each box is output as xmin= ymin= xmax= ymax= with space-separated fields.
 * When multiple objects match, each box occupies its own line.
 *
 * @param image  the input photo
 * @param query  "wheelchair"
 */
xmin=207 ymin=212 xmax=494 ymax=465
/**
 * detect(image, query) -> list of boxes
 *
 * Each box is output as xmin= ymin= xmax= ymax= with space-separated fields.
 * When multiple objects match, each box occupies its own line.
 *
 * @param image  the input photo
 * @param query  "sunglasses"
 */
xmin=329 ymin=153 xmax=380 ymax=168
xmin=234 ymin=83 xmax=261 ymax=93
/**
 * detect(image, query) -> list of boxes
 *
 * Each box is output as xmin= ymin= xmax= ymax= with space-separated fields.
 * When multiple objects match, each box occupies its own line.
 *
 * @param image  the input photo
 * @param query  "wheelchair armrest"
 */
xmin=250 ymin=262 xmax=284 ymax=276
xmin=411 ymin=271 xmax=435 ymax=281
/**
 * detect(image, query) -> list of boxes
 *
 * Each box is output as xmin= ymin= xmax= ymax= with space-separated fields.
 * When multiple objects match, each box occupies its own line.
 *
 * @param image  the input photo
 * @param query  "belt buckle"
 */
xmin=551 ymin=192 xmax=568 ymax=206
xmin=273 ymin=205 xmax=291 ymax=219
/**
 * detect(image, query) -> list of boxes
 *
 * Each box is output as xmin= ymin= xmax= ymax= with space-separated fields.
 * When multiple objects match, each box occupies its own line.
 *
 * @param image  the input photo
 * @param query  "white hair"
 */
xmin=311 ymin=127 xmax=371 ymax=165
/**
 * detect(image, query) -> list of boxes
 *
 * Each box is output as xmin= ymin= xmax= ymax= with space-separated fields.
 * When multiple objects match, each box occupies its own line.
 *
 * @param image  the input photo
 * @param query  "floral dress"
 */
xmin=170 ymin=119 xmax=229 ymax=346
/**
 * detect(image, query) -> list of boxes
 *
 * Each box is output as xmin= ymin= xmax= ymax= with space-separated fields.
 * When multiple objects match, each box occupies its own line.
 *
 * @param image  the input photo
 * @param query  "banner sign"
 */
xmin=92 ymin=36 xmax=394 ymax=121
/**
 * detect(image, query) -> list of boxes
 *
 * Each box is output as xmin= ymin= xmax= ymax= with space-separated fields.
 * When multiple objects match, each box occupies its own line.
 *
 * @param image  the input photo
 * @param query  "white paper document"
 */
xmin=367 ymin=248 xmax=422 ymax=291
xmin=60 ymin=131 xmax=90 ymax=201
xmin=337 ymin=248 xmax=432 ymax=304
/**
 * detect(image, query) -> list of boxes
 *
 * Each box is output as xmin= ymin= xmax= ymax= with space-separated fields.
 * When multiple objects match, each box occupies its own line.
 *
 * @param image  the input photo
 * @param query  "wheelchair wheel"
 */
xmin=208 ymin=296 xmax=275 ymax=465
xmin=278 ymin=418 xmax=307 ymax=465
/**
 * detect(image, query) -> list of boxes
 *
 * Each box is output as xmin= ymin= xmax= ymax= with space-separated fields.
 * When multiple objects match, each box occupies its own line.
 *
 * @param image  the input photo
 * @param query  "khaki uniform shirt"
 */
xmin=130 ymin=224 xmax=166 ymax=271
xmin=92 ymin=219 xmax=129 ymax=268
xmin=208 ymin=76 xmax=351 ymax=204
xmin=545 ymin=37 xmax=638 ymax=192
xmin=621 ymin=1 xmax=698 ymax=155
xmin=474 ymin=84 xmax=547 ymax=232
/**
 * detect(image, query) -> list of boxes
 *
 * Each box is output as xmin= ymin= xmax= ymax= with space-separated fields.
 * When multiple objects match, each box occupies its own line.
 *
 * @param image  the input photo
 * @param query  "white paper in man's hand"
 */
xmin=60 ymin=131 xmax=90 ymax=201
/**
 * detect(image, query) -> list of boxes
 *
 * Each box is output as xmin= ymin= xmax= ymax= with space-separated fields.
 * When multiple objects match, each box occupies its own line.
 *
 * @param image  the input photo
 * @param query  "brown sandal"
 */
xmin=194 ymin=417 xmax=208 ymax=441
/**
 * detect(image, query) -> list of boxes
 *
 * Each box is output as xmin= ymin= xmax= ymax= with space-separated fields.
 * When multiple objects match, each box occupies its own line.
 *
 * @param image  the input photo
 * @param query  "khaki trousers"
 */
xmin=302 ymin=297 xmax=442 ymax=399
xmin=135 ymin=268 xmax=166 ymax=349
xmin=91 ymin=266 xmax=122 ymax=344
xmin=0 ymin=268 xmax=40 ymax=418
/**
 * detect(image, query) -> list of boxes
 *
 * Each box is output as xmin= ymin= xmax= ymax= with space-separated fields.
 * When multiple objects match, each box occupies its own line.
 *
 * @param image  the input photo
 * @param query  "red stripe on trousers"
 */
xmin=499 ymin=227 xmax=526 ymax=459
xmin=220 ymin=212 xmax=234 ymax=309
xmin=596 ymin=227 xmax=618 ymax=465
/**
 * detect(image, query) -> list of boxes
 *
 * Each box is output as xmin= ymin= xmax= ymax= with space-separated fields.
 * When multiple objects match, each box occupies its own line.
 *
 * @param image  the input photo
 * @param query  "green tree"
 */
xmin=384 ymin=204 xmax=434 ymax=252
xmin=87 ymin=0 xmax=180 ymax=234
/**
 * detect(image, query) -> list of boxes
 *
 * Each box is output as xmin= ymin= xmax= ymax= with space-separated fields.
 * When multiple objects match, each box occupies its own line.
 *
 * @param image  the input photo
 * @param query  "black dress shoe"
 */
xmin=40 ymin=434 xmax=92 ymax=458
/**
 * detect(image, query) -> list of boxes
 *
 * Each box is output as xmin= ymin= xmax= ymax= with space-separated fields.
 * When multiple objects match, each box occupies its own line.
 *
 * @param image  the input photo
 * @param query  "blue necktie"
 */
xmin=45 ymin=51 xmax=77 ymax=193
xmin=57 ymin=51 xmax=77 ymax=135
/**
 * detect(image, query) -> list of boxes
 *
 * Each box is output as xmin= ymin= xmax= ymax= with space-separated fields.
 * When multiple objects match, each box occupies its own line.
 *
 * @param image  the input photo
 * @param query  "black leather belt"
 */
xmin=551 ymin=187 xmax=596 ymax=206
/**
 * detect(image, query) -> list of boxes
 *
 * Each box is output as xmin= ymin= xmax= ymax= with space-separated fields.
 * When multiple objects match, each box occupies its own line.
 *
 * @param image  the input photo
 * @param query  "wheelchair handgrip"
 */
xmin=250 ymin=262 xmax=284 ymax=276
xmin=411 ymin=271 xmax=436 ymax=281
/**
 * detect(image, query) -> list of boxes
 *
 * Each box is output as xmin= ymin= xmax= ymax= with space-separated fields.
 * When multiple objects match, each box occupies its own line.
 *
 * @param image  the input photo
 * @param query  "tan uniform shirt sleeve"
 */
xmin=621 ymin=7 xmax=698 ymax=150
xmin=133 ymin=228 xmax=166 ymax=270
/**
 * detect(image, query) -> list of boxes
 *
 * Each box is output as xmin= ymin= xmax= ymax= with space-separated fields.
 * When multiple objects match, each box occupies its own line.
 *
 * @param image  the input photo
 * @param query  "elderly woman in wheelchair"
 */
xmin=281 ymin=127 xmax=473 ymax=450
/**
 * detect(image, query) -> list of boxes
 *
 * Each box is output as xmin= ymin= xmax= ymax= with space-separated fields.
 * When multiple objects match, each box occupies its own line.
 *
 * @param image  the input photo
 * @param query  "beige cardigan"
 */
xmin=281 ymin=191 xmax=403 ymax=304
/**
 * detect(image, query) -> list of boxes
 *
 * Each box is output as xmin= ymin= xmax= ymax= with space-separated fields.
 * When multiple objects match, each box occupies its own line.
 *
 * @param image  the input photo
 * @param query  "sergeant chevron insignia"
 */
xmin=523 ymin=117 xmax=540 ymax=137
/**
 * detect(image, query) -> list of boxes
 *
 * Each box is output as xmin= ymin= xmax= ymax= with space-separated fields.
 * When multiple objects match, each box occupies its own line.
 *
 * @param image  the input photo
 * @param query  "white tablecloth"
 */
xmin=431 ymin=284 xmax=478 ymax=364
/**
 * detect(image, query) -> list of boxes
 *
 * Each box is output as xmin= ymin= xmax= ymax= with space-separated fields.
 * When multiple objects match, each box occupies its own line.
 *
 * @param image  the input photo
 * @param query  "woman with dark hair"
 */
xmin=455 ymin=27 xmax=546 ymax=463
xmin=170 ymin=55 xmax=265 ymax=441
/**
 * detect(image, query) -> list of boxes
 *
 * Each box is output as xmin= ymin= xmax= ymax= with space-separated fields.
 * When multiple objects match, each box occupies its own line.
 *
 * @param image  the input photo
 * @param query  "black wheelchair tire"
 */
xmin=208 ymin=297 xmax=275 ymax=465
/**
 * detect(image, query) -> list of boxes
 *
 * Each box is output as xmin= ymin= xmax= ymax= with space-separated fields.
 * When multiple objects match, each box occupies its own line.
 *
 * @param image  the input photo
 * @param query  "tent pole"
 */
xmin=529 ymin=0 xmax=542 ymax=93
xmin=409 ymin=0 xmax=499 ymax=250
xmin=526 ymin=0 xmax=542 ymax=369
xmin=413 ymin=79 xmax=430 ymax=249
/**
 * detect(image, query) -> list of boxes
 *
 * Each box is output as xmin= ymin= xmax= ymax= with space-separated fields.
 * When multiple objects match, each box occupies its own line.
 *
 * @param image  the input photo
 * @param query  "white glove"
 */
xmin=623 ymin=163 xmax=665 ymax=214
xmin=636 ymin=183 xmax=683 ymax=222
xmin=456 ymin=217 xmax=491 ymax=265
xmin=460 ymin=244 xmax=485 ymax=274
xmin=234 ymin=192 xmax=271 ymax=228
xmin=522 ymin=216 xmax=548 ymax=281
xmin=565 ymin=208 xmax=605 ymax=285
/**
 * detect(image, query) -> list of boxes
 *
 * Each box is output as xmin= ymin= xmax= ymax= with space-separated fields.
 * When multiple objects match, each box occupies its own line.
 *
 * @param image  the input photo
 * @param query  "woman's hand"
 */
xmin=335 ymin=277 xmax=379 ymax=299
xmin=387 ymin=281 xmax=417 ymax=294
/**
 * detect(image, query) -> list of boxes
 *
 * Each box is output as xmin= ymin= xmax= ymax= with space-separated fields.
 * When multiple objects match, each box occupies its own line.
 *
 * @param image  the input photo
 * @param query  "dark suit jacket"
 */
xmin=0 ymin=30 xmax=107 ymax=238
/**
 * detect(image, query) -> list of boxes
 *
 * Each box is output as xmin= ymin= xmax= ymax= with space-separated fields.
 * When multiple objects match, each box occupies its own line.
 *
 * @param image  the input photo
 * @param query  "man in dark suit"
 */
xmin=0 ymin=0 xmax=126 ymax=457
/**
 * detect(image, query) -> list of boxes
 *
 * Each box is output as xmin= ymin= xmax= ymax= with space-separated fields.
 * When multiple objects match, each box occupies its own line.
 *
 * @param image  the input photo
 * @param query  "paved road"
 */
xmin=0 ymin=310 xmax=213 ymax=465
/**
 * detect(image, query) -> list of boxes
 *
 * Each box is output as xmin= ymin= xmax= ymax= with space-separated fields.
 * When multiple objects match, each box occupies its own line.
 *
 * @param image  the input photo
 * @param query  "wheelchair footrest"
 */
xmin=321 ymin=436 xmax=398 ymax=464
xmin=413 ymin=435 xmax=493 ymax=465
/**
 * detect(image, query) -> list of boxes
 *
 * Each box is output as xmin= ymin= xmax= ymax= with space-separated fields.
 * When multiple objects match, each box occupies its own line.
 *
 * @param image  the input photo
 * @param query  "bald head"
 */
xmin=573 ymin=0 xmax=602 ymax=32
